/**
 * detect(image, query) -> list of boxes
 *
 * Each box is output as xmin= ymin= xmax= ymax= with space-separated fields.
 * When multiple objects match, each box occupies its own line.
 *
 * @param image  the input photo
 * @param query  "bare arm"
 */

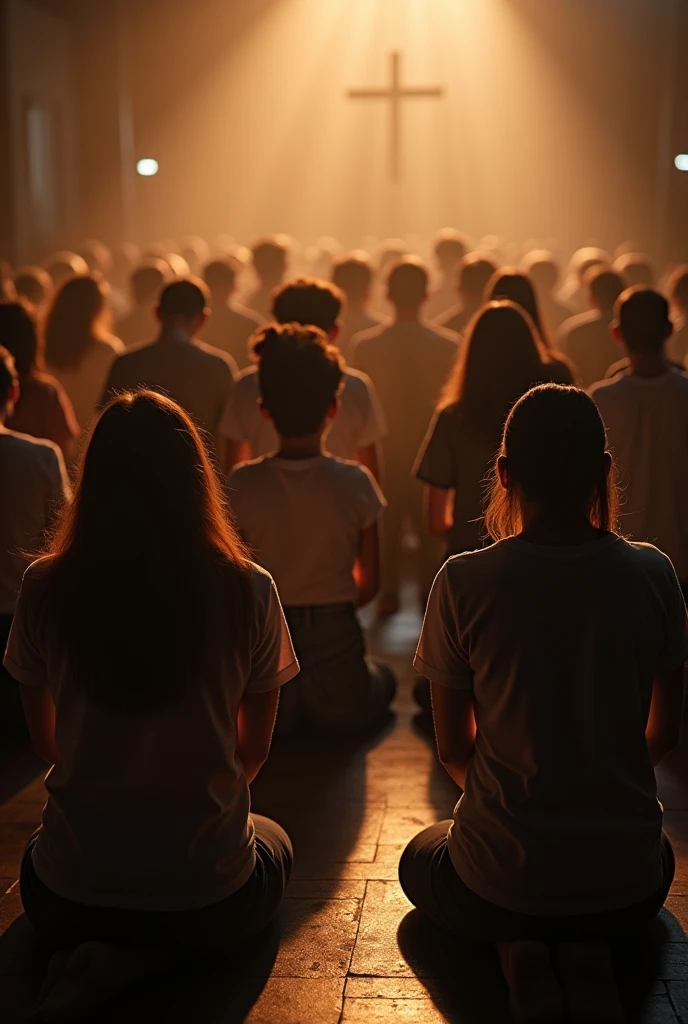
xmin=424 ymin=485 xmax=452 ymax=541
xmin=646 ymin=668 xmax=685 ymax=767
xmin=220 ymin=438 xmax=252 ymax=475
xmin=20 ymin=685 xmax=60 ymax=765
xmin=431 ymin=682 xmax=477 ymax=789
xmin=236 ymin=688 xmax=280 ymax=783
xmin=354 ymin=521 xmax=380 ymax=608
xmin=356 ymin=442 xmax=382 ymax=486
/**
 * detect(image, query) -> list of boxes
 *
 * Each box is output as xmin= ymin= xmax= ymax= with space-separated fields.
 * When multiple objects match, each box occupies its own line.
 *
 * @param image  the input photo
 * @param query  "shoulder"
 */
xmin=350 ymin=325 xmax=387 ymax=355
xmin=193 ymin=339 xmax=237 ymax=374
xmin=234 ymin=366 xmax=259 ymax=394
xmin=231 ymin=302 xmax=264 ymax=327
xmin=441 ymin=541 xmax=515 ymax=590
xmin=1 ymin=428 xmax=62 ymax=465
xmin=101 ymin=334 xmax=125 ymax=354
xmin=589 ymin=375 xmax=624 ymax=401
xmin=561 ymin=311 xmax=598 ymax=337
xmin=666 ymin=367 xmax=688 ymax=388
xmin=321 ymin=456 xmax=384 ymax=499
xmin=342 ymin=367 xmax=375 ymax=396
xmin=424 ymin=323 xmax=461 ymax=347
xmin=616 ymin=538 xmax=682 ymax=579
xmin=228 ymin=455 xmax=270 ymax=486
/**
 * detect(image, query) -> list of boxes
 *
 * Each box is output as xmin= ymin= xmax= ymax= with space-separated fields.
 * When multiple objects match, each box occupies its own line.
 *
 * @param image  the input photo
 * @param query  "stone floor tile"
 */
xmin=345 ymin=977 xmax=436 ymax=998
xmin=244 ymin=978 xmax=345 ymax=1024
xmin=292 ymin=844 xmax=405 ymax=882
xmin=286 ymin=879 xmax=367 ymax=900
xmin=271 ymin=896 xmax=361 ymax=977
xmin=341 ymin=997 xmax=448 ymax=1022
xmin=378 ymin=808 xmax=443 ymax=846
xmin=349 ymin=880 xmax=414 ymax=977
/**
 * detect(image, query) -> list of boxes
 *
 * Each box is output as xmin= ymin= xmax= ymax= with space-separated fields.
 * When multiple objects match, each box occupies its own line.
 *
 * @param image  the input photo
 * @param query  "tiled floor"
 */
xmin=2 ymin=593 xmax=688 ymax=1021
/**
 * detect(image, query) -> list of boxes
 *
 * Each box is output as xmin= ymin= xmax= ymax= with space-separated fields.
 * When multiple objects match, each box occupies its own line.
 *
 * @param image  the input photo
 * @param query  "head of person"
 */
xmin=156 ymin=278 xmax=210 ymax=335
xmin=78 ymin=239 xmax=112 ymax=277
xmin=667 ymin=265 xmax=688 ymax=316
xmin=202 ymin=257 xmax=239 ymax=301
xmin=386 ymin=257 xmax=429 ymax=315
xmin=43 ymin=250 xmax=89 ymax=288
xmin=585 ymin=266 xmax=625 ymax=314
xmin=43 ymin=390 xmax=251 ymax=712
xmin=130 ymin=258 xmax=169 ymax=308
xmin=613 ymin=287 xmax=672 ymax=355
xmin=485 ymin=385 xmax=616 ymax=540
xmin=251 ymin=236 xmax=289 ymax=286
xmin=271 ymin=277 xmax=343 ymax=337
xmin=331 ymin=253 xmax=374 ymax=306
xmin=457 ymin=252 xmax=499 ymax=304
xmin=613 ymin=252 xmax=654 ymax=288
xmin=14 ymin=266 xmax=52 ymax=309
xmin=486 ymin=269 xmax=550 ymax=349
xmin=568 ymin=247 xmax=610 ymax=287
xmin=44 ymin=273 xmax=110 ymax=371
xmin=0 ymin=345 xmax=19 ymax=422
xmin=180 ymin=236 xmax=210 ymax=276
xmin=521 ymin=250 xmax=560 ymax=296
xmin=441 ymin=301 xmax=546 ymax=447
xmin=377 ymin=239 xmax=409 ymax=276
xmin=252 ymin=322 xmax=344 ymax=440
xmin=433 ymin=228 xmax=470 ymax=273
xmin=0 ymin=302 xmax=39 ymax=378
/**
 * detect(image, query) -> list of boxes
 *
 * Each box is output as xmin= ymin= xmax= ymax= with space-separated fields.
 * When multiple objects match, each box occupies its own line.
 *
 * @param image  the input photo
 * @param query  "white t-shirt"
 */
xmin=49 ymin=336 xmax=124 ymax=431
xmin=0 ymin=429 xmax=71 ymax=615
xmin=591 ymin=368 xmax=688 ymax=580
xmin=218 ymin=365 xmax=386 ymax=460
xmin=3 ymin=559 xmax=298 ymax=911
xmin=415 ymin=535 xmax=688 ymax=916
xmin=228 ymin=454 xmax=386 ymax=606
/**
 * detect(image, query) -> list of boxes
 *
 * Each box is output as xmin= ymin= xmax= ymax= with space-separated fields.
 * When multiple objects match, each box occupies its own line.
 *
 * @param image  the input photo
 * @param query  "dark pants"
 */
xmin=399 ymin=821 xmax=675 ymax=943
xmin=20 ymin=815 xmax=292 ymax=954
xmin=277 ymin=603 xmax=396 ymax=737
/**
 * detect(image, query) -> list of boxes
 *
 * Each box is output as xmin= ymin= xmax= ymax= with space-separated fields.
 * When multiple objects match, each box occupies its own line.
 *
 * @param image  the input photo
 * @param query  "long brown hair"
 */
xmin=40 ymin=390 xmax=253 ymax=711
xmin=44 ymin=273 xmax=110 ymax=370
xmin=484 ymin=384 xmax=618 ymax=541
xmin=439 ymin=301 xmax=549 ymax=448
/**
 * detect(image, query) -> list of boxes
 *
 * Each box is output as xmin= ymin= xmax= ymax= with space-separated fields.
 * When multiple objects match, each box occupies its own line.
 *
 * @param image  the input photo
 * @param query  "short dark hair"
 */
xmin=253 ymin=323 xmax=344 ymax=437
xmin=0 ymin=302 xmax=38 ymax=376
xmin=131 ymin=260 xmax=169 ymax=305
xmin=14 ymin=266 xmax=51 ymax=307
xmin=434 ymin=229 xmax=470 ymax=268
xmin=158 ymin=278 xmax=209 ymax=319
xmin=521 ymin=250 xmax=559 ymax=292
xmin=668 ymin=265 xmax=688 ymax=310
xmin=586 ymin=267 xmax=625 ymax=310
xmin=203 ymin=257 xmax=238 ymax=293
xmin=458 ymin=253 xmax=499 ymax=298
xmin=332 ymin=255 xmax=373 ymax=302
xmin=614 ymin=252 xmax=654 ymax=288
xmin=272 ymin=277 xmax=343 ymax=333
xmin=0 ymin=345 xmax=18 ymax=411
xmin=387 ymin=257 xmax=429 ymax=306
xmin=252 ymin=237 xmax=289 ymax=280
xmin=615 ymin=287 xmax=672 ymax=353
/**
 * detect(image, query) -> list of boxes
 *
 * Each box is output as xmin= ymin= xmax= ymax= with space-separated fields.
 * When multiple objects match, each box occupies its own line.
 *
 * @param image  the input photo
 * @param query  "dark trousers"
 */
xmin=277 ymin=603 xmax=396 ymax=737
xmin=399 ymin=821 xmax=675 ymax=943
xmin=20 ymin=815 xmax=292 ymax=954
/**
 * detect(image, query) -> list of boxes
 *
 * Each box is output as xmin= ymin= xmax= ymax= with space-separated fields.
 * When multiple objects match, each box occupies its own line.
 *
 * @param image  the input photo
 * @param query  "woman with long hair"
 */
xmin=486 ymin=268 xmax=575 ymax=383
xmin=4 ymin=391 xmax=297 ymax=1021
xmin=402 ymin=385 xmax=685 ymax=1023
xmin=0 ymin=302 xmax=79 ymax=456
xmin=44 ymin=274 xmax=124 ymax=432
xmin=415 ymin=301 xmax=553 ymax=559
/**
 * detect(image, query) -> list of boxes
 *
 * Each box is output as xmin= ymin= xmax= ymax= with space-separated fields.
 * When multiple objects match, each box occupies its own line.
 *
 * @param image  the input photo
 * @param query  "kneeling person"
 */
xmin=229 ymin=324 xmax=395 ymax=736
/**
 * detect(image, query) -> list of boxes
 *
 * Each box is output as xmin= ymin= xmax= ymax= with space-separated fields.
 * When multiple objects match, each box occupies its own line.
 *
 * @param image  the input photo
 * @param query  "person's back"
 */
xmin=102 ymin=279 xmax=236 ymax=438
xmin=331 ymin=253 xmax=382 ymax=362
xmin=245 ymin=236 xmax=289 ymax=318
xmin=591 ymin=287 xmax=688 ymax=584
xmin=437 ymin=252 xmax=498 ymax=336
xmin=425 ymin=229 xmax=470 ymax=321
xmin=559 ymin=268 xmax=625 ymax=387
xmin=520 ymin=250 xmax=574 ymax=337
xmin=115 ymin=259 xmax=170 ymax=349
xmin=200 ymin=257 xmax=263 ymax=368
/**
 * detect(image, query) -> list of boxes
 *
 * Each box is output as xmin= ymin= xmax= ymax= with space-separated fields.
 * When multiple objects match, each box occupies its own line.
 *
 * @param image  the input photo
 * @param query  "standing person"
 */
xmin=613 ymin=252 xmax=655 ymax=288
xmin=352 ymin=258 xmax=459 ymax=614
xmin=591 ymin=287 xmax=688 ymax=594
xmin=558 ymin=267 xmax=626 ymax=388
xmin=436 ymin=253 xmax=498 ymax=335
xmin=101 ymin=279 xmax=236 ymax=445
xmin=115 ymin=259 xmax=170 ymax=349
xmin=200 ymin=257 xmax=263 ymax=369
xmin=520 ymin=250 xmax=574 ymax=337
xmin=666 ymin=265 xmax=688 ymax=366
xmin=244 ymin=236 xmax=289 ymax=319
xmin=43 ymin=252 xmax=89 ymax=289
xmin=331 ymin=253 xmax=383 ymax=362
xmin=13 ymin=266 xmax=53 ymax=316
xmin=44 ymin=275 xmax=124 ymax=433
xmin=219 ymin=277 xmax=386 ymax=483
xmin=401 ymin=384 xmax=685 ymax=1024
xmin=486 ymin=269 xmax=574 ymax=384
xmin=0 ymin=303 xmax=79 ymax=457
xmin=4 ymin=391 xmax=296 ymax=1023
xmin=558 ymin=247 xmax=610 ymax=313
xmin=0 ymin=346 xmax=70 ymax=737
xmin=425 ymin=229 xmax=471 ymax=321
xmin=229 ymin=324 xmax=395 ymax=737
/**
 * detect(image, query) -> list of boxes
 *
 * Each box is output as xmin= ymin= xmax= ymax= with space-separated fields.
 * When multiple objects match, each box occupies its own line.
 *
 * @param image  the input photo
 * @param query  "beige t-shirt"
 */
xmin=0 ymin=430 xmax=71 ymax=614
xmin=415 ymin=536 xmax=688 ymax=916
xmin=218 ymin=366 xmax=386 ymax=460
xmin=49 ymin=336 xmax=124 ymax=432
xmin=591 ymin=368 xmax=688 ymax=580
xmin=228 ymin=454 xmax=386 ymax=606
xmin=4 ymin=559 xmax=298 ymax=911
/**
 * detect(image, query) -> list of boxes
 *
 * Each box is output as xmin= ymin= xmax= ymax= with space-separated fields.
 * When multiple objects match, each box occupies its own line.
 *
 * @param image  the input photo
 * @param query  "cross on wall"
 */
xmin=347 ymin=51 xmax=445 ymax=182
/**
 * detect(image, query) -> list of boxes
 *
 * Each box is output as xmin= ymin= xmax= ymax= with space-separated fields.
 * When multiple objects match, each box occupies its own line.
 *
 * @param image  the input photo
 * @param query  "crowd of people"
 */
xmin=1 ymin=228 xmax=688 ymax=1022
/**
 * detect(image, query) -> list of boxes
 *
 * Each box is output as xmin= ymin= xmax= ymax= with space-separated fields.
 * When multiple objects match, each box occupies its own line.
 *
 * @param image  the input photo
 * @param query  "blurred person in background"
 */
xmin=437 ymin=252 xmax=498 ymax=335
xmin=558 ymin=268 xmax=626 ymax=388
xmin=200 ymin=257 xmax=263 ymax=370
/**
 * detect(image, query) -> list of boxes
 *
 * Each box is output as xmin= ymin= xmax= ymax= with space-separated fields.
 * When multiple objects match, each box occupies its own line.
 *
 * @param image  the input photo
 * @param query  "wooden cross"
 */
xmin=347 ymin=51 xmax=444 ymax=182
